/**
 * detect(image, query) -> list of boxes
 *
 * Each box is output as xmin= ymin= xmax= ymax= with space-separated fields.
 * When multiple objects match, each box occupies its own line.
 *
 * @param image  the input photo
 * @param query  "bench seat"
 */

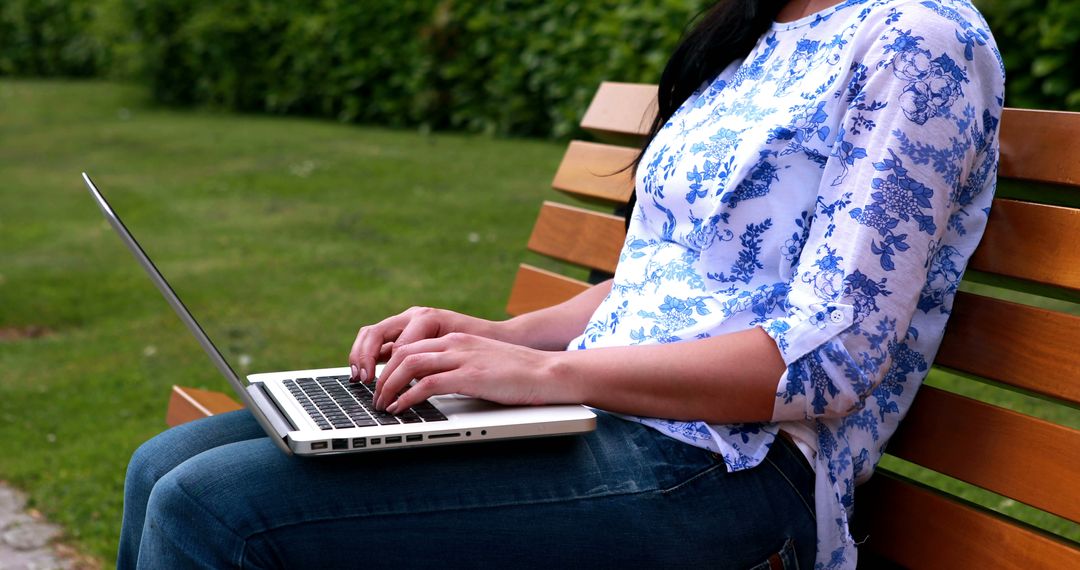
xmin=167 ymin=82 xmax=1080 ymax=568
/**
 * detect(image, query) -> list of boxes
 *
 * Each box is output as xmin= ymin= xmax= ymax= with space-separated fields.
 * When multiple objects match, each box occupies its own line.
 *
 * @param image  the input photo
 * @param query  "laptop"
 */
xmin=82 ymin=173 xmax=596 ymax=456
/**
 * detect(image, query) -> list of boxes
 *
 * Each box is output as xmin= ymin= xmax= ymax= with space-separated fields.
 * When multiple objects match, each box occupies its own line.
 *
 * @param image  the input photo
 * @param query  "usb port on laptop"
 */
xmin=385 ymin=436 xmax=402 ymax=444
xmin=406 ymin=434 xmax=422 ymax=442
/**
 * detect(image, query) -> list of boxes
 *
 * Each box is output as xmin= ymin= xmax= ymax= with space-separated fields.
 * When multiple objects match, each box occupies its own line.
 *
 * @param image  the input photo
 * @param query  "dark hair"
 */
xmin=624 ymin=0 xmax=785 ymax=228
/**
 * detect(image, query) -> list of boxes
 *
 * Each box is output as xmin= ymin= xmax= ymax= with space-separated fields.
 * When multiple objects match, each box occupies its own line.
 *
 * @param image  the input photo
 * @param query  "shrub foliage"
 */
xmin=978 ymin=0 xmax=1080 ymax=110
xmin=118 ymin=0 xmax=710 ymax=137
xmin=1 ymin=0 xmax=1077 ymax=136
xmin=0 ymin=0 xmax=104 ymax=76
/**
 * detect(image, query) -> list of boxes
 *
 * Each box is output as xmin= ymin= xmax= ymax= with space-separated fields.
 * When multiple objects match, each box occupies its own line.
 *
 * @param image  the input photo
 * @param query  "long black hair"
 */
xmin=624 ymin=0 xmax=786 ymax=228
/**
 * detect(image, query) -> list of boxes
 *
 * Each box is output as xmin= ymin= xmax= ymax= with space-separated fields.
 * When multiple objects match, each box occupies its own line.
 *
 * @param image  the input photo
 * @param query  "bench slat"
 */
xmin=858 ymin=473 xmax=1080 ymax=569
xmin=527 ymin=196 xmax=1080 ymax=291
xmin=573 ymin=86 xmax=1080 ymax=278
xmin=166 ymin=385 xmax=243 ymax=427
xmin=505 ymin=264 xmax=591 ymax=317
xmin=578 ymin=83 xmax=1080 ymax=188
xmin=527 ymin=202 xmax=626 ymax=273
xmin=969 ymin=199 xmax=1080 ymax=290
xmin=552 ymin=141 xmax=637 ymax=205
xmin=579 ymin=82 xmax=656 ymax=142
xmin=999 ymin=109 xmax=1080 ymax=187
xmin=885 ymin=385 xmax=1080 ymax=523
xmin=936 ymin=292 xmax=1080 ymax=405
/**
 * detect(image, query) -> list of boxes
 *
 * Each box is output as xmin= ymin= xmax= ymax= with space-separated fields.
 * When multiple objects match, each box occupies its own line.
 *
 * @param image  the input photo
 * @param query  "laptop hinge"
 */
xmin=246 ymin=382 xmax=295 ymax=438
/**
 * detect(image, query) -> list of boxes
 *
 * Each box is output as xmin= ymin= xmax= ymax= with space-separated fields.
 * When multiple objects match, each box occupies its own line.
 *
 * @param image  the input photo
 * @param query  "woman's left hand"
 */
xmin=372 ymin=333 xmax=568 ymax=413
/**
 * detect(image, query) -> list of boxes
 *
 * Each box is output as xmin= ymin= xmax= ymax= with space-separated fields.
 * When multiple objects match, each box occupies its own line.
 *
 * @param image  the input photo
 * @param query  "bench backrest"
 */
xmin=507 ymin=82 xmax=1080 ymax=568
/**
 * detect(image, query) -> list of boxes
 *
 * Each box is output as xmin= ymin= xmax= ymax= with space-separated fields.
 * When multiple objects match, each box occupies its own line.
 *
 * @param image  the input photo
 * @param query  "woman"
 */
xmin=120 ymin=0 xmax=1003 ymax=568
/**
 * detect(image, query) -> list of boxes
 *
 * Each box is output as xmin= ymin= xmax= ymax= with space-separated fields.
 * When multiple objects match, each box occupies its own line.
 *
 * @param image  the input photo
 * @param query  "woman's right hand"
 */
xmin=348 ymin=279 xmax=613 ymax=385
xmin=347 ymin=307 xmax=500 ymax=384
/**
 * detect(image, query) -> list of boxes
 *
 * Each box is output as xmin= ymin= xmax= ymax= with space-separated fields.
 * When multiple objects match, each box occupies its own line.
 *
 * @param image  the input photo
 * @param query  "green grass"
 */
xmin=0 ymin=79 xmax=570 ymax=564
xmin=1 ymin=79 xmax=1076 ymax=564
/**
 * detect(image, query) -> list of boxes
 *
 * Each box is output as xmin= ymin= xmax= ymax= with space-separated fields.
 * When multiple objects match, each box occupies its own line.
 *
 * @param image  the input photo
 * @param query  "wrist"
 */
xmin=462 ymin=315 xmax=545 ymax=349
xmin=469 ymin=316 xmax=515 ymax=344
xmin=442 ymin=311 xmax=500 ymax=341
xmin=543 ymin=350 xmax=588 ymax=405
xmin=485 ymin=315 xmax=531 ymax=346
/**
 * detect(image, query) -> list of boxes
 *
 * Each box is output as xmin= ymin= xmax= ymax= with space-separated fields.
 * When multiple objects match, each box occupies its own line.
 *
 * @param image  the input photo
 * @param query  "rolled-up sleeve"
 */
xmin=762 ymin=13 xmax=1004 ymax=421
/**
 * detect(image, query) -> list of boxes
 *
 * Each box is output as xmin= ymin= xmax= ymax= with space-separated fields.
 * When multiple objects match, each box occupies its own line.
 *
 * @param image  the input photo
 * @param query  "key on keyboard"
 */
xmin=283 ymin=376 xmax=446 ymax=430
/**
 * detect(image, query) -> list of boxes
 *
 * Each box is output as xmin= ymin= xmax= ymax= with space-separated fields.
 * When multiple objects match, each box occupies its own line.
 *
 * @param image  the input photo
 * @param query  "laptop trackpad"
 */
xmin=430 ymin=395 xmax=510 ymax=416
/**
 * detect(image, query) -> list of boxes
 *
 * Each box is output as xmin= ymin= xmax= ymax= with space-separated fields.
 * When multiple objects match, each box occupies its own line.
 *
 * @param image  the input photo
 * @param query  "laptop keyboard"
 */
xmin=284 ymin=376 xmax=447 ymax=431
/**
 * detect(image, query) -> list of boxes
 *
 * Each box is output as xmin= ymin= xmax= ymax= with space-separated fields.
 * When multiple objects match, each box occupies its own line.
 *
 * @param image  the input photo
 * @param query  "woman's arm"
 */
xmin=499 ymin=279 xmax=612 ymax=350
xmin=555 ymin=326 xmax=784 ymax=423
xmin=348 ymin=279 xmax=611 ymax=382
xmin=375 ymin=11 xmax=1005 ymax=423
xmin=374 ymin=325 xmax=785 ymax=424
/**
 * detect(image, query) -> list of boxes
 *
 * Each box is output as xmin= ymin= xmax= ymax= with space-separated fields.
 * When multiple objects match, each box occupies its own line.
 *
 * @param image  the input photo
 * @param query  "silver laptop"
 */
xmin=82 ymin=173 xmax=596 ymax=456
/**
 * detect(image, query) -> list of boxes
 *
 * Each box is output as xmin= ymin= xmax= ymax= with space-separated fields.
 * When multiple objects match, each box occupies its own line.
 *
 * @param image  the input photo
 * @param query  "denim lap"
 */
xmin=121 ymin=410 xmax=815 ymax=568
xmin=119 ymin=409 xmax=267 ymax=568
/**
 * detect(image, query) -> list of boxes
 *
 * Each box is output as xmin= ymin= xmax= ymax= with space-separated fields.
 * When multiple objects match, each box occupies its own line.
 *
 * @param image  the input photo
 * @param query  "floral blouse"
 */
xmin=566 ymin=0 xmax=1004 ymax=567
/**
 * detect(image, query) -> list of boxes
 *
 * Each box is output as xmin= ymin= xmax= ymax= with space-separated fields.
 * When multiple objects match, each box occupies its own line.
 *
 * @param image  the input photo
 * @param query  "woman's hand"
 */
xmin=348 ymin=307 xmax=501 ymax=384
xmin=350 ymin=281 xmax=613 ymax=412
xmin=372 ymin=333 xmax=571 ymax=413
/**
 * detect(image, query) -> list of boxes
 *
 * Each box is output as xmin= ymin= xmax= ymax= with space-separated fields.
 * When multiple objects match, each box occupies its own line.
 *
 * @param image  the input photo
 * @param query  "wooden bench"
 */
xmin=167 ymin=82 xmax=1080 ymax=568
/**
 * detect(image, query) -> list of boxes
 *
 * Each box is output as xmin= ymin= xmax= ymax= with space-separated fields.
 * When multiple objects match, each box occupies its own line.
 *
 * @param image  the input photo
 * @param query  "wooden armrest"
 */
xmin=166 ymin=385 xmax=243 ymax=427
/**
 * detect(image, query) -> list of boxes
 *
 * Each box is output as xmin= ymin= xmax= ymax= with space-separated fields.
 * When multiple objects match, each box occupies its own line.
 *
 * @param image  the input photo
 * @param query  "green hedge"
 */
xmin=118 ymin=0 xmax=709 ymax=137
xmin=2 ymin=0 xmax=1078 ymax=137
xmin=978 ymin=0 xmax=1080 ymax=109
xmin=0 ymin=0 xmax=138 ymax=78
xmin=0 ymin=0 xmax=102 ymax=76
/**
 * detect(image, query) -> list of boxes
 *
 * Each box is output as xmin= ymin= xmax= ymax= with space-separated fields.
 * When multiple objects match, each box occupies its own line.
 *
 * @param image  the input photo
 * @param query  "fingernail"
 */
xmin=350 ymin=364 xmax=358 ymax=381
xmin=360 ymin=368 xmax=368 ymax=383
xmin=386 ymin=402 xmax=399 ymax=414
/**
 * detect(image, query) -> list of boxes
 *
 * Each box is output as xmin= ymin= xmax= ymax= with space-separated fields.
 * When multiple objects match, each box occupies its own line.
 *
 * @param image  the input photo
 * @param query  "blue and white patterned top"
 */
xmin=566 ymin=1 xmax=1004 ymax=567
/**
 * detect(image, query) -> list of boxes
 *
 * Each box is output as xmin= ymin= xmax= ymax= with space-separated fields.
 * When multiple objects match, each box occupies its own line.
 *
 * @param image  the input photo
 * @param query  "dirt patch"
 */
xmin=54 ymin=542 xmax=104 ymax=570
xmin=0 ymin=326 xmax=53 ymax=342
xmin=0 ymin=481 xmax=103 ymax=570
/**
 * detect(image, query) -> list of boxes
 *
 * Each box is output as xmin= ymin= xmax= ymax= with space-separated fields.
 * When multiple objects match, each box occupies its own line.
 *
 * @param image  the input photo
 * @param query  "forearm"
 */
xmin=550 ymin=326 xmax=785 ymax=424
xmin=491 ymin=279 xmax=612 ymax=350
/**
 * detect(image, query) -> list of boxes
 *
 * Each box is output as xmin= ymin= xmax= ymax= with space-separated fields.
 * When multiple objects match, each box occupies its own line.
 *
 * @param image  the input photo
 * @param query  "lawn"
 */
xmin=1 ymin=79 xmax=1076 ymax=565
xmin=0 ymin=79 xmax=571 ymax=564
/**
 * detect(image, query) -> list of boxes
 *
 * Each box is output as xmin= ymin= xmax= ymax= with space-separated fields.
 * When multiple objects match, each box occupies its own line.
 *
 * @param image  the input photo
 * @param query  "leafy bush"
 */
xmin=116 ymin=0 xmax=709 ymax=137
xmin=2 ymin=0 xmax=1078 ymax=134
xmin=0 ymin=0 xmax=103 ymax=76
xmin=407 ymin=1 xmax=711 ymax=137
xmin=0 ymin=0 xmax=140 ymax=78
xmin=976 ymin=0 xmax=1080 ymax=110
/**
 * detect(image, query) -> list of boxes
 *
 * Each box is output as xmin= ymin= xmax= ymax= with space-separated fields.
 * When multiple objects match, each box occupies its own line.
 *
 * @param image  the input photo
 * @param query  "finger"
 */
xmin=375 ymin=332 xmax=473 ymax=405
xmin=394 ymin=310 xmax=445 ymax=347
xmin=386 ymin=371 xmax=463 ymax=414
xmin=374 ymin=338 xmax=455 ymax=410
xmin=348 ymin=312 xmax=411 ymax=382
xmin=376 ymin=332 xmax=477 ymax=397
xmin=378 ymin=342 xmax=393 ymax=362
xmin=377 ymin=350 xmax=460 ymax=411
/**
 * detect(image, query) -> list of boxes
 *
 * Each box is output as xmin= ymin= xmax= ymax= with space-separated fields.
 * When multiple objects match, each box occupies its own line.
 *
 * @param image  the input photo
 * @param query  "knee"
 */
xmin=124 ymin=433 xmax=175 ymax=500
xmin=145 ymin=464 xmax=239 ymax=533
xmin=140 ymin=470 xmax=241 ymax=567
xmin=124 ymin=417 xmax=229 ymax=498
xmin=144 ymin=470 xmax=195 ymax=527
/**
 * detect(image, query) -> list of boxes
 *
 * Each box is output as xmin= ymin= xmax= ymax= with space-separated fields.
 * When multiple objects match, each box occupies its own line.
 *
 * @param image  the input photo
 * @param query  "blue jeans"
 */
xmin=119 ymin=410 xmax=815 ymax=569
